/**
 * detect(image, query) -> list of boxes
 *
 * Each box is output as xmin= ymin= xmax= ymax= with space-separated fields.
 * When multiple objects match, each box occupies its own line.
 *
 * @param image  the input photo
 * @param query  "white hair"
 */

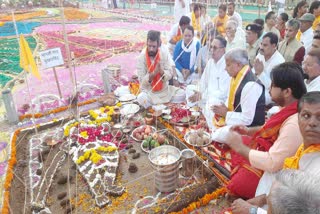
xmin=225 ymin=48 xmax=249 ymax=65
xmin=228 ymin=17 xmax=239 ymax=28
xmin=227 ymin=19 xmax=238 ymax=31
xmin=269 ymin=170 xmax=320 ymax=214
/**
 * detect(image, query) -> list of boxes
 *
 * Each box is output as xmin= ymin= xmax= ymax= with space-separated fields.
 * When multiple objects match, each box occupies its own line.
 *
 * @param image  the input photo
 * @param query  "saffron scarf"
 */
xmin=249 ymin=101 xmax=298 ymax=151
xmin=191 ymin=12 xmax=201 ymax=35
xmin=296 ymin=30 xmax=301 ymax=41
xmin=283 ymin=143 xmax=320 ymax=169
xmin=172 ymin=27 xmax=182 ymax=43
xmin=214 ymin=65 xmax=249 ymax=127
xmin=146 ymin=49 xmax=162 ymax=92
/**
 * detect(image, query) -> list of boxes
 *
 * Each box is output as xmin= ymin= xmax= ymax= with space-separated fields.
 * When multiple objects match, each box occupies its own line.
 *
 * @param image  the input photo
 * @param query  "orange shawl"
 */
xmin=146 ymin=49 xmax=162 ymax=92
xmin=172 ymin=27 xmax=182 ymax=43
xmin=283 ymin=143 xmax=320 ymax=169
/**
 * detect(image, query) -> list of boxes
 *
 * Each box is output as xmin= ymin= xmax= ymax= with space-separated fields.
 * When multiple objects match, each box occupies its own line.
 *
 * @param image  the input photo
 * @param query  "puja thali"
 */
xmin=184 ymin=130 xmax=212 ymax=147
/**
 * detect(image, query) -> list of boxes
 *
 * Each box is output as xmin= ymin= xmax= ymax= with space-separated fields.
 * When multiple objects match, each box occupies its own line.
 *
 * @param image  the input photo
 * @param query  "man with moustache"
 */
xmin=253 ymin=32 xmax=285 ymax=105
xmin=188 ymin=36 xmax=231 ymax=129
xmin=137 ymin=30 xmax=184 ymax=108
xmin=245 ymin=24 xmax=263 ymax=67
xmin=302 ymin=49 xmax=320 ymax=92
xmin=278 ymin=19 xmax=305 ymax=65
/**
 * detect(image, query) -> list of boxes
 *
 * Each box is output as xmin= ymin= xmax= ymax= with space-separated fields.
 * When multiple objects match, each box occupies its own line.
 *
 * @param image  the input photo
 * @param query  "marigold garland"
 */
xmin=0 ymin=11 xmax=47 ymax=21
xmin=169 ymin=187 xmax=227 ymax=214
xmin=76 ymin=146 xmax=117 ymax=164
xmin=1 ymin=129 xmax=20 ymax=214
xmin=19 ymin=98 xmax=97 ymax=121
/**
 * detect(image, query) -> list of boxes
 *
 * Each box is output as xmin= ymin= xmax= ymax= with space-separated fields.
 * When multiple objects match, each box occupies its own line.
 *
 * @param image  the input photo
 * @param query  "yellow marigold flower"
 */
xmin=80 ymin=131 xmax=88 ymax=139
xmin=106 ymin=116 xmax=112 ymax=122
xmin=116 ymin=102 xmax=122 ymax=107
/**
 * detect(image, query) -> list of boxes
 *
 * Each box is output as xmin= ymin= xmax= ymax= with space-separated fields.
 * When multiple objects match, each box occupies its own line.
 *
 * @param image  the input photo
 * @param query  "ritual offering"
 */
xmin=167 ymin=106 xmax=194 ymax=126
xmin=184 ymin=129 xmax=211 ymax=147
xmin=98 ymin=92 xmax=117 ymax=106
xmin=120 ymin=103 xmax=140 ymax=115
xmin=140 ymin=132 xmax=169 ymax=153
xmin=118 ymin=94 xmax=136 ymax=102
xmin=131 ymin=125 xmax=156 ymax=141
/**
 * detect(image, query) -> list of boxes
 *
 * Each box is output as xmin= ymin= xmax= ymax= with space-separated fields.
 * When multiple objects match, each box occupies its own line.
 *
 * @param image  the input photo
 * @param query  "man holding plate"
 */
xmin=137 ymin=30 xmax=184 ymax=108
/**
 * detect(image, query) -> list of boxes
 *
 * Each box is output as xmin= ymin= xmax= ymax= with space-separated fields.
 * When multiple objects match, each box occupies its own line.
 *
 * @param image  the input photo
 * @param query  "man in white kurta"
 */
xmin=227 ymin=2 xmax=242 ymax=28
xmin=137 ymin=30 xmax=184 ymax=108
xmin=303 ymin=49 xmax=320 ymax=92
xmin=188 ymin=36 xmax=231 ymax=129
xmin=253 ymin=32 xmax=285 ymax=104
xmin=299 ymin=13 xmax=315 ymax=55
xmin=174 ymin=0 xmax=191 ymax=24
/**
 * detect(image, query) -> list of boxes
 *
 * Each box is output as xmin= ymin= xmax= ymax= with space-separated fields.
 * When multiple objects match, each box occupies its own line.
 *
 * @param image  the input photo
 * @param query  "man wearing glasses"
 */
xmin=188 ymin=36 xmax=231 ymax=129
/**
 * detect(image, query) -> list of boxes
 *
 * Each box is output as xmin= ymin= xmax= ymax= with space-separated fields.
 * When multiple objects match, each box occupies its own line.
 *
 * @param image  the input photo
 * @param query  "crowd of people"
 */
xmin=135 ymin=1 xmax=320 ymax=213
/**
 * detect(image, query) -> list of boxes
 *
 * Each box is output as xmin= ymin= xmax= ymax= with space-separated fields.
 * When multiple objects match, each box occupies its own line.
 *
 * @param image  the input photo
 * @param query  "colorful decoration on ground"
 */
xmin=0 ymin=11 xmax=47 ymax=22
xmin=64 ymin=8 xmax=90 ymax=20
xmin=0 ymin=36 xmax=36 ymax=87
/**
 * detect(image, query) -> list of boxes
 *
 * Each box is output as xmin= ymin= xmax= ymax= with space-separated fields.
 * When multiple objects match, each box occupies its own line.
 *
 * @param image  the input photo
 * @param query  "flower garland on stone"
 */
xmin=76 ymin=146 xmax=117 ymax=165
xmin=19 ymin=98 xmax=97 ymax=121
xmin=88 ymin=102 xmax=122 ymax=125
xmin=1 ymin=129 xmax=20 ymax=214
xmin=169 ymin=187 xmax=227 ymax=214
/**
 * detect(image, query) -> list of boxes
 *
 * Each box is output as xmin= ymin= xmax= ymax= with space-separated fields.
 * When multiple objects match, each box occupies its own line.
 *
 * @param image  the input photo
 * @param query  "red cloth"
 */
xmin=227 ymin=101 xmax=298 ymax=199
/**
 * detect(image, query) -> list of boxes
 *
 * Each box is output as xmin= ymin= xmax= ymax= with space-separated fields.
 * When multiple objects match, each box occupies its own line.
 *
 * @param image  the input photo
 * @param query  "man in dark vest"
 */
xmin=212 ymin=48 xmax=265 ymax=128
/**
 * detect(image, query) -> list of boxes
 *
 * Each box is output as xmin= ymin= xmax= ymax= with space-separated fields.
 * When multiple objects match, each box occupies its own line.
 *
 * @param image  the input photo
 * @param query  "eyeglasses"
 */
xmin=211 ymin=46 xmax=224 ymax=50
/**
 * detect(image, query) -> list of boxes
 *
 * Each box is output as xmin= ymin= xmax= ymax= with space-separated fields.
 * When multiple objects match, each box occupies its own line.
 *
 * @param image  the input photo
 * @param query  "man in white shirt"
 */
xmin=188 ymin=36 xmax=231 ymax=128
xmin=302 ymin=49 xmax=320 ymax=92
xmin=194 ymin=28 xmax=214 ymax=75
xmin=212 ymin=48 xmax=265 ymax=127
xmin=227 ymin=1 xmax=242 ymax=28
xmin=299 ymin=13 xmax=315 ymax=55
xmin=253 ymin=32 xmax=285 ymax=105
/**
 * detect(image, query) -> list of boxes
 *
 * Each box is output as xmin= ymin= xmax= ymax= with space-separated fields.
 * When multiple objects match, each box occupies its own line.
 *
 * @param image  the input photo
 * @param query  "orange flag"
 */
xmin=19 ymin=34 xmax=41 ymax=80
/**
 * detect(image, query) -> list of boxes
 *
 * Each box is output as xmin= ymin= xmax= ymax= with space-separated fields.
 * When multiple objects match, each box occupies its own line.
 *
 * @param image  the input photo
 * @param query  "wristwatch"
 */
xmin=249 ymin=206 xmax=258 ymax=214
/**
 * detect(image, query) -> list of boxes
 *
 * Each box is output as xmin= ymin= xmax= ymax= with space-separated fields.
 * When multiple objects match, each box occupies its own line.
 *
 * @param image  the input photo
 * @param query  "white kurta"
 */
xmin=199 ymin=57 xmax=231 ymax=128
xmin=230 ymin=12 xmax=243 ymax=28
xmin=226 ymin=35 xmax=246 ymax=52
xmin=301 ymin=28 xmax=314 ymax=55
xmin=254 ymin=51 xmax=285 ymax=104
xmin=167 ymin=23 xmax=180 ymax=53
xmin=136 ymin=48 xmax=183 ymax=108
xmin=174 ymin=0 xmax=191 ymax=24
xmin=306 ymin=75 xmax=320 ymax=92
